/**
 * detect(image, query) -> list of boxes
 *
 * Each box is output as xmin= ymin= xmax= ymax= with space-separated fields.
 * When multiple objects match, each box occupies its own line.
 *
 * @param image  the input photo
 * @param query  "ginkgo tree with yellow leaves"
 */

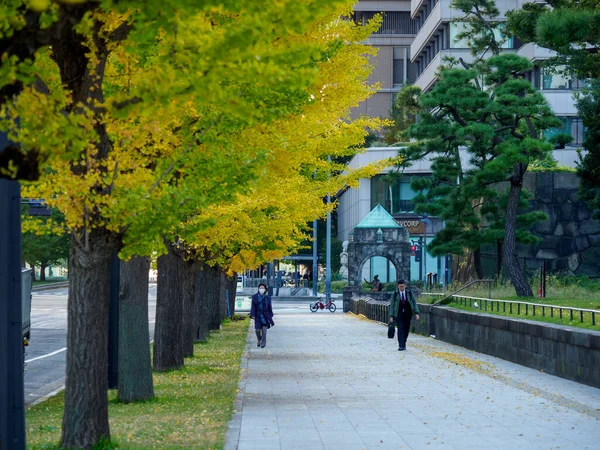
xmin=146 ymin=11 xmax=391 ymax=370
xmin=1 ymin=1 xmax=378 ymax=448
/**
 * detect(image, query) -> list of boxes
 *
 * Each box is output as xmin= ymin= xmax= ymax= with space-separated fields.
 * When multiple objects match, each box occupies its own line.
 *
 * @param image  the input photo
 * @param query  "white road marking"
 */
xmin=25 ymin=347 xmax=67 ymax=363
xmin=32 ymin=320 xmax=62 ymax=328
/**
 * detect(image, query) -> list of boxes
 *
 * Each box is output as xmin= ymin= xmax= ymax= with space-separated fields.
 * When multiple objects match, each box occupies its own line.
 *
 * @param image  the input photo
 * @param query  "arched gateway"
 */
xmin=343 ymin=205 xmax=411 ymax=312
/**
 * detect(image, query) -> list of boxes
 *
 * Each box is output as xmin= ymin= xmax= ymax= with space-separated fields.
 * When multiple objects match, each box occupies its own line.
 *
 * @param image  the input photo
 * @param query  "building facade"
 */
xmin=337 ymin=1 xmax=587 ymax=284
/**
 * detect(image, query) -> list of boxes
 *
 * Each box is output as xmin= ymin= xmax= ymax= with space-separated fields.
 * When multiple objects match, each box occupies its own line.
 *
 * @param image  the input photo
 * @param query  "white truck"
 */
xmin=22 ymin=268 xmax=32 ymax=352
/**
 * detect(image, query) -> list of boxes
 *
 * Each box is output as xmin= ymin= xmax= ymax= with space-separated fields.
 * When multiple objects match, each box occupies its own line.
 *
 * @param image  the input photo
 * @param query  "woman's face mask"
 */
xmin=258 ymin=288 xmax=266 ymax=295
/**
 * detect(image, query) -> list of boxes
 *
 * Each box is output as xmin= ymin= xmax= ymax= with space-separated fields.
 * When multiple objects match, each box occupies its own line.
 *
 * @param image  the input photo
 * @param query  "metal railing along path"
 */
xmin=447 ymin=295 xmax=599 ymax=327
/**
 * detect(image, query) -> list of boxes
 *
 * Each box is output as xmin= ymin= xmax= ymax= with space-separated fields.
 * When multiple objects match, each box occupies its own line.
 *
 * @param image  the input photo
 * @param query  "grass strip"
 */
xmin=26 ymin=316 xmax=249 ymax=450
xmin=449 ymin=301 xmax=600 ymax=330
xmin=32 ymin=278 xmax=68 ymax=287
xmin=422 ymin=284 xmax=600 ymax=330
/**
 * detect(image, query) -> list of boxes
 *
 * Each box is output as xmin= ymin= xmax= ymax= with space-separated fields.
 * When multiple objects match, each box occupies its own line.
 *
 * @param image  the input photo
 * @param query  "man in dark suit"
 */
xmin=389 ymin=279 xmax=420 ymax=351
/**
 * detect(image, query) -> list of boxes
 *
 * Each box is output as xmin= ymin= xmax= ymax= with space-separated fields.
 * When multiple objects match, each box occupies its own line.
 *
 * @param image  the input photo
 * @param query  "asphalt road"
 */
xmin=25 ymin=289 xmax=324 ymax=406
xmin=25 ymin=285 xmax=157 ymax=407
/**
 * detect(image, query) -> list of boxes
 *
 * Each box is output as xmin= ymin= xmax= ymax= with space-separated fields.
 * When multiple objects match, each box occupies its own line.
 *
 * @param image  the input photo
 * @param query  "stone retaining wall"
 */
xmin=482 ymin=172 xmax=600 ymax=275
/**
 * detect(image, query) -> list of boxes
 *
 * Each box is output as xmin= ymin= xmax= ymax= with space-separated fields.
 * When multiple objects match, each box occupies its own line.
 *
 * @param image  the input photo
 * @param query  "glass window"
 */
xmin=398 ymin=178 xmax=417 ymax=213
xmin=371 ymin=174 xmax=428 ymax=214
xmin=570 ymin=118 xmax=584 ymax=145
xmin=355 ymin=11 xmax=417 ymax=35
xmin=544 ymin=117 xmax=568 ymax=141
xmin=393 ymin=47 xmax=406 ymax=87
xmin=544 ymin=117 xmax=584 ymax=145
xmin=369 ymin=257 xmax=396 ymax=284
xmin=541 ymin=68 xmax=570 ymax=89
xmin=450 ymin=22 xmax=513 ymax=49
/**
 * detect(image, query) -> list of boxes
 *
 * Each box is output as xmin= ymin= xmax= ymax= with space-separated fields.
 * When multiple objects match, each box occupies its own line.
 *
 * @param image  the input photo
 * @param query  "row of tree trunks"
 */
xmin=153 ymin=245 xmax=185 ymax=372
xmin=153 ymin=248 xmax=233 ymax=371
xmin=62 ymin=234 xmax=236 ymax=446
xmin=118 ymin=257 xmax=154 ymax=403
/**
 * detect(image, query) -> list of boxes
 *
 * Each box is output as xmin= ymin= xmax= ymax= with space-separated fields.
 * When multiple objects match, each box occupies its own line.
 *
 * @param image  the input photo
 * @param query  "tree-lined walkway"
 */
xmin=225 ymin=310 xmax=600 ymax=450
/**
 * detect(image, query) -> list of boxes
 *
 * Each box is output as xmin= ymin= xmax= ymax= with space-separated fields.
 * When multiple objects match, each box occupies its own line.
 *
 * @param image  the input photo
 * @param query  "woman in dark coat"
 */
xmin=250 ymin=283 xmax=274 ymax=348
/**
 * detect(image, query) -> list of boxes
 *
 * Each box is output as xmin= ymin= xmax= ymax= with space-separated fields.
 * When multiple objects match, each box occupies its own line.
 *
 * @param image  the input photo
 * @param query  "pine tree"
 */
xmin=507 ymin=1 xmax=600 ymax=219
xmin=405 ymin=53 xmax=559 ymax=296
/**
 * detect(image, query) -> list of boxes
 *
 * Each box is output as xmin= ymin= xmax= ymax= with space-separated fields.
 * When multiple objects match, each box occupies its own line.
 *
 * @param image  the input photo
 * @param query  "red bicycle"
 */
xmin=310 ymin=299 xmax=336 ymax=313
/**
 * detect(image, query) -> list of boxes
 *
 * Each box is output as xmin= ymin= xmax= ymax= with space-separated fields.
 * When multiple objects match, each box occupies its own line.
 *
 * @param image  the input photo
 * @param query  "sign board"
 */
xmin=397 ymin=219 xmax=425 ymax=234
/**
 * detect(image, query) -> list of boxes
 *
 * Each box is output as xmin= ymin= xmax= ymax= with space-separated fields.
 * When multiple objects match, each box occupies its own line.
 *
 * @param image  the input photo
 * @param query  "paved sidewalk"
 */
xmin=225 ymin=311 xmax=600 ymax=450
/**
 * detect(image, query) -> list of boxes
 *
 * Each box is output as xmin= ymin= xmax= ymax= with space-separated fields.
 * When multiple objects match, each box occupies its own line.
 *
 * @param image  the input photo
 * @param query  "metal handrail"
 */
xmin=290 ymin=286 xmax=303 ymax=296
xmin=449 ymin=294 xmax=599 ymax=326
xmin=432 ymin=279 xmax=494 ymax=306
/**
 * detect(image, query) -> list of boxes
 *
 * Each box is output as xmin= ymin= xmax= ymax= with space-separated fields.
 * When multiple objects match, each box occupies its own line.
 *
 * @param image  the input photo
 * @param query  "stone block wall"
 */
xmin=483 ymin=172 xmax=600 ymax=275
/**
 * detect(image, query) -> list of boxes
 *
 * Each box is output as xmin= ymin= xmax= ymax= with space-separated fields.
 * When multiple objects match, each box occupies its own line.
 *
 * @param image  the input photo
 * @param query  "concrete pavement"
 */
xmin=225 ymin=310 xmax=600 ymax=450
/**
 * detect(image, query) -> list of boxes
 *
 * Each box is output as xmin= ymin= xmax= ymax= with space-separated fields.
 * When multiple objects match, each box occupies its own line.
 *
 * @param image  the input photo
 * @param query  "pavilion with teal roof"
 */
xmin=343 ymin=205 xmax=412 ymax=312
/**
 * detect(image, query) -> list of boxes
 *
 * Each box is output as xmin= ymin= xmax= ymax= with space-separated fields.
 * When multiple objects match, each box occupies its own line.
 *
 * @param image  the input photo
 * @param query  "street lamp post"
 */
xmin=0 ymin=133 xmax=26 ymax=449
xmin=422 ymin=214 xmax=429 ymax=293
xmin=326 ymin=156 xmax=331 ymax=303
xmin=312 ymin=219 xmax=318 ymax=297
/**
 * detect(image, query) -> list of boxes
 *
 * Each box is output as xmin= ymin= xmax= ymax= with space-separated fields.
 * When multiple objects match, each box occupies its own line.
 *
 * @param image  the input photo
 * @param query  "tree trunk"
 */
xmin=153 ymin=245 xmax=185 ymax=371
xmin=29 ymin=263 xmax=36 ymax=281
xmin=496 ymin=240 xmax=503 ymax=281
xmin=452 ymin=253 xmax=478 ymax=284
xmin=194 ymin=265 xmax=209 ymax=343
xmin=61 ymin=229 xmax=117 ymax=448
xmin=473 ymin=248 xmax=484 ymax=280
xmin=219 ymin=272 xmax=228 ymax=322
xmin=226 ymin=274 xmax=236 ymax=317
xmin=118 ymin=257 xmax=154 ymax=403
xmin=181 ymin=260 xmax=198 ymax=358
xmin=502 ymin=168 xmax=534 ymax=297
xmin=40 ymin=263 xmax=46 ymax=281
xmin=206 ymin=265 xmax=222 ymax=331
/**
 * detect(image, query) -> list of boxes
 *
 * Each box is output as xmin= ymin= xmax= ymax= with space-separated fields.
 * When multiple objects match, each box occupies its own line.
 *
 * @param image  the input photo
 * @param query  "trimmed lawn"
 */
xmin=26 ymin=317 xmax=249 ymax=449
xmin=450 ymin=300 xmax=600 ymax=330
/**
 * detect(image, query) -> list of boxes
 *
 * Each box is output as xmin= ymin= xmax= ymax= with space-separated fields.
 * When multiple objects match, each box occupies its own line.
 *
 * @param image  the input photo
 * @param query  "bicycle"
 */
xmin=309 ymin=299 xmax=336 ymax=313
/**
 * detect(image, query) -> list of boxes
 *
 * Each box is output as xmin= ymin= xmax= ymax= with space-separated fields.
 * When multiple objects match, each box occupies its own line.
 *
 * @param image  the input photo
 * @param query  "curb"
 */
xmin=26 ymin=381 xmax=65 ymax=408
xmin=223 ymin=325 xmax=253 ymax=450
xmin=32 ymin=281 xmax=69 ymax=292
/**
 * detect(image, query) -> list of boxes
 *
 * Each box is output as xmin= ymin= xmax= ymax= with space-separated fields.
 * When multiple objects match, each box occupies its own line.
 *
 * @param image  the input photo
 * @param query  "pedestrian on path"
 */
xmin=389 ymin=279 xmax=420 ymax=351
xmin=250 ymin=283 xmax=274 ymax=348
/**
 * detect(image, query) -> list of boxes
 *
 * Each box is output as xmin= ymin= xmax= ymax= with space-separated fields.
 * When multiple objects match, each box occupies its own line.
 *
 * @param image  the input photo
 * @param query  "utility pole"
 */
xmin=0 ymin=130 xmax=26 ymax=449
xmin=312 ymin=219 xmax=318 ymax=297
xmin=0 ymin=179 xmax=26 ymax=450
xmin=326 ymin=156 xmax=331 ymax=303
xmin=422 ymin=214 xmax=430 ymax=293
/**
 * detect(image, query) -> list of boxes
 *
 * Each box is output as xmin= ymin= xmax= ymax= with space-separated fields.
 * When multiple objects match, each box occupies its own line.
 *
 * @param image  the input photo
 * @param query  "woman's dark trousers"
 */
xmin=255 ymin=326 xmax=268 ymax=347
